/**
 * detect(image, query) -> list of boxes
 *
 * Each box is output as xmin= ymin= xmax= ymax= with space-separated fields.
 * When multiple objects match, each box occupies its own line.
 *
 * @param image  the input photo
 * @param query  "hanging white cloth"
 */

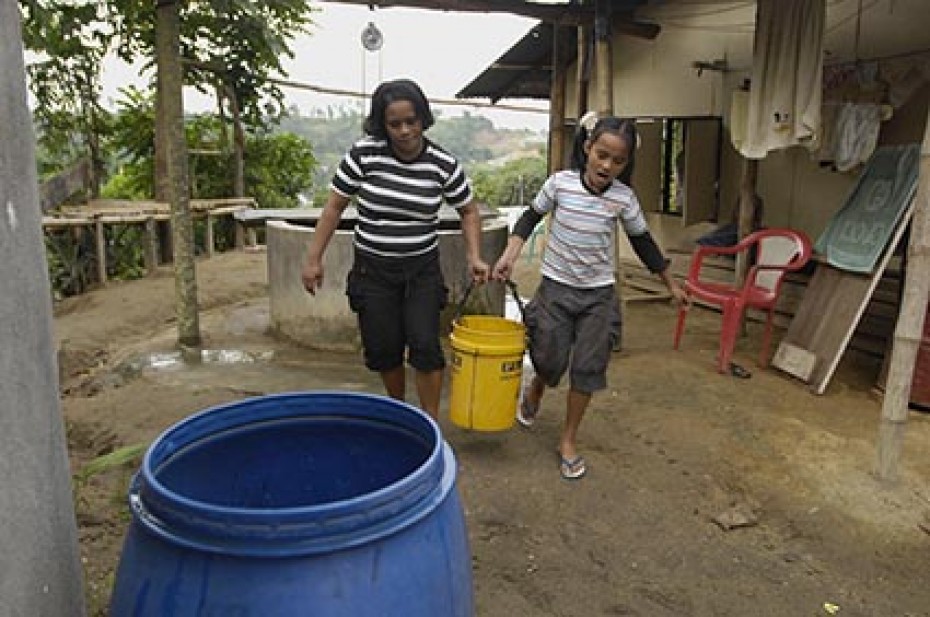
xmin=833 ymin=102 xmax=883 ymax=172
xmin=729 ymin=88 xmax=749 ymax=152
xmin=739 ymin=0 xmax=825 ymax=159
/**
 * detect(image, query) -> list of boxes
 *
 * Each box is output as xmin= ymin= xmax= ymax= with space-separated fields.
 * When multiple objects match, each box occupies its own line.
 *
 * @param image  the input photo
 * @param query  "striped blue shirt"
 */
xmin=533 ymin=170 xmax=648 ymax=288
xmin=331 ymin=136 xmax=473 ymax=259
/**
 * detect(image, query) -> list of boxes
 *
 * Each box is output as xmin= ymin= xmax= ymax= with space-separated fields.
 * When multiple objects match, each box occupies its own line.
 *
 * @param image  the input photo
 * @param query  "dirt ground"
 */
xmin=55 ymin=248 xmax=930 ymax=616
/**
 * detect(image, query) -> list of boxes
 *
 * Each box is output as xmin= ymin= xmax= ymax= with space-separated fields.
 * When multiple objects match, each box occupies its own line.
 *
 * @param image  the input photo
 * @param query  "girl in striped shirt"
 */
xmin=492 ymin=116 xmax=686 ymax=479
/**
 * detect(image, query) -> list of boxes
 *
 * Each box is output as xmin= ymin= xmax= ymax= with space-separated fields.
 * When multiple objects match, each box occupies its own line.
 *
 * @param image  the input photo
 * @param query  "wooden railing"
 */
xmin=42 ymin=198 xmax=256 ymax=288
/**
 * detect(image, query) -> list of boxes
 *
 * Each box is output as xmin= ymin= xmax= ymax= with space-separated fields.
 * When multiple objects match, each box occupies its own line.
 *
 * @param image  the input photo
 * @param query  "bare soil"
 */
xmin=56 ymin=249 xmax=930 ymax=616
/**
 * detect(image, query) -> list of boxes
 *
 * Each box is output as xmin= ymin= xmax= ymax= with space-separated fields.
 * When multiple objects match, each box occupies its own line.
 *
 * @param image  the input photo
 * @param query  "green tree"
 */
xmin=21 ymin=1 xmax=113 ymax=192
xmin=107 ymin=86 xmax=157 ymax=197
xmin=106 ymin=98 xmax=315 ymax=208
xmin=176 ymin=1 xmax=315 ymax=200
xmin=244 ymin=132 xmax=315 ymax=209
xmin=470 ymin=156 xmax=547 ymax=208
xmin=22 ymin=0 xmax=316 ymax=196
xmin=427 ymin=111 xmax=494 ymax=163
xmin=277 ymin=105 xmax=363 ymax=203
xmin=24 ymin=0 xmax=318 ymax=346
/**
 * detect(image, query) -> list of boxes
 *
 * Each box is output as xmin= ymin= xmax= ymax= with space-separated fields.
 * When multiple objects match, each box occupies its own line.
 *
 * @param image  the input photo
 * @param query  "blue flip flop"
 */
xmin=728 ymin=362 xmax=752 ymax=379
xmin=559 ymin=455 xmax=587 ymax=480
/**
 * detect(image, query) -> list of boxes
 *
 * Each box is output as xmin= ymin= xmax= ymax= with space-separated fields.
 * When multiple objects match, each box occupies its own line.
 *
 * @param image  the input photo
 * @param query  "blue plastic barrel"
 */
xmin=109 ymin=391 xmax=474 ymax=616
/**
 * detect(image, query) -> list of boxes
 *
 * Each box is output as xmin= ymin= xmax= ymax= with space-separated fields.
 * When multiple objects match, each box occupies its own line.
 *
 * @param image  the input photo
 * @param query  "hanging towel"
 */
xmin=739 ymin=0 xmax=825 ymax=159
xmin=833 ymin=102 xmax=883 ymax=173
xmin=729 ymin=89 xmax=749 ymax=152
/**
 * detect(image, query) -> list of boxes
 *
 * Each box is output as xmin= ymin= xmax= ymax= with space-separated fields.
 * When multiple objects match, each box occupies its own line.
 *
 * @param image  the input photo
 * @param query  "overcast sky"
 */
xmin=100 ymin=3 xmax=550 ymax=131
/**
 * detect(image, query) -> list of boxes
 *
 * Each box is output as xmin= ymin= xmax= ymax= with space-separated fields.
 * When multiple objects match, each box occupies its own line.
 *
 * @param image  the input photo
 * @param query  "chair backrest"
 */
xmin=752 ymin=229 xmax=812 ymax=293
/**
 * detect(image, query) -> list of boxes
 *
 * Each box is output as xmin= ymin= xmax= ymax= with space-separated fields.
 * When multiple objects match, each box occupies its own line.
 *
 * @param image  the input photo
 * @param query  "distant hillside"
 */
xmin=275 ymin=104 xmax=546 ymax=200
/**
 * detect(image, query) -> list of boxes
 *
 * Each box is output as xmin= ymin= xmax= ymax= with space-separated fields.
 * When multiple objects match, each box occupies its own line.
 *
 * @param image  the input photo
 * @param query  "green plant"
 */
xmin=470 ymin=156 xmax=547 ymax=208
xmin=74 ymin=442 xmax=147 ymax=487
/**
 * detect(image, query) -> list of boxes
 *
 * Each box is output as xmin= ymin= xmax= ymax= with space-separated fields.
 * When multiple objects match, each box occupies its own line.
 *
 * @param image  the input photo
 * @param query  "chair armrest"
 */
xmin=687 ymin=241 xmax=751 ymax=282
xmin=692 ymin=243 xmax=745 ymax=258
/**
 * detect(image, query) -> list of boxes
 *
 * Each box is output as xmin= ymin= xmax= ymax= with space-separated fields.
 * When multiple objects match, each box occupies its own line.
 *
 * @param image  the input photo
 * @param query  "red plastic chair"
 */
xmin=673 ymin=228 xmax=812 ymax=374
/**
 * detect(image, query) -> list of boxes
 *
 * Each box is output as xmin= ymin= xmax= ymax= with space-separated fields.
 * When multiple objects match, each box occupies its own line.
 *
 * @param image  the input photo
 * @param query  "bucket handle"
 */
xmin=453 ymin=279 xmax=526 ymax=324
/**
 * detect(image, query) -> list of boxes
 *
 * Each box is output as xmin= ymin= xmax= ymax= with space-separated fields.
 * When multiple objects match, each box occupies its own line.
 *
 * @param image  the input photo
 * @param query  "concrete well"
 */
xmin=267 ymin=214 xmax=510 ymax=352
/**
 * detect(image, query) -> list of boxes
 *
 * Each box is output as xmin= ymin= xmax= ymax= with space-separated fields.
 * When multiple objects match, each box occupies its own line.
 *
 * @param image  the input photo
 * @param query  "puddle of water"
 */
xmin=120 ymin=349 xmax=276 ymax=376
xmin=110 ymin=347 xmax=385 ymax=395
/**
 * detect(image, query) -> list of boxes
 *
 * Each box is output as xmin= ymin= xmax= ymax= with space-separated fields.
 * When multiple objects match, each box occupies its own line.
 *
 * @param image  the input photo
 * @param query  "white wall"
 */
xmin=557 ymin=2 xmax=930 ymax=245
xmin=608 ymin=3 xmax=928 ymax=243
xmin=608 ymin=5 xmax=754 ymax=118
xmin=612 ymin=32 xmax=748 ymax=117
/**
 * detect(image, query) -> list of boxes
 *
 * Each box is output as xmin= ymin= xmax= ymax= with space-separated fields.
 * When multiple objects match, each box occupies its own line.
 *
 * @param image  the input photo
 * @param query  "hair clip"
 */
xmin=579 ymin=111 xmax=599 ymax=131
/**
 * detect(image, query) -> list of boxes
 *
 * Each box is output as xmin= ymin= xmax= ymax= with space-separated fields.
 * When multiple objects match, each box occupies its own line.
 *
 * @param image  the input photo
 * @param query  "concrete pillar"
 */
xmin=267 ymin=220 xmax=362 ymax=352
xmin=0 ymin=3 xmax=87 ymax=615
xmin=266 ymin=216 xmax=509 ymax=351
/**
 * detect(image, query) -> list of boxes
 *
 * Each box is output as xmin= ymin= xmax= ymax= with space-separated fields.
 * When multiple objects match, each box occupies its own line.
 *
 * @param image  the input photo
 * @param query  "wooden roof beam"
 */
xmin=317 ymin=1 xmax=660 ymax=38
xmin=613 ymin=11 xmax=660 ymax=40
xmin=317 ymin=0 xmax=597 ymax=25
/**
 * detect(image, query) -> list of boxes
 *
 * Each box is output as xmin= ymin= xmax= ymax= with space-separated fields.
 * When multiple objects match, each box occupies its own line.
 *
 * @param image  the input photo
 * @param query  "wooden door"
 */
xmin=631 ymin=120 xmax=662 ymax=213
xmin=683 ymin=118 xmax=721 ymax=225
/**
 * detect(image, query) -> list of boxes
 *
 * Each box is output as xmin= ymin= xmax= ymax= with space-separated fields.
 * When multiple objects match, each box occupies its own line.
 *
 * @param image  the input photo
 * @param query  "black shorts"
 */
xmin=524 ymin=277 xmax=621 ymax=393
xmin=346 ymin=249 xmax=448 ymax=372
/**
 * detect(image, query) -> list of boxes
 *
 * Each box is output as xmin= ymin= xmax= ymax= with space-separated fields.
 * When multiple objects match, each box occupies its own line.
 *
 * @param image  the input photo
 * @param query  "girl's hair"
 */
xmin=363 ymin=79 xmax=435 ymax=139
xmin=570 ymin=115 xmax=637 ymax=186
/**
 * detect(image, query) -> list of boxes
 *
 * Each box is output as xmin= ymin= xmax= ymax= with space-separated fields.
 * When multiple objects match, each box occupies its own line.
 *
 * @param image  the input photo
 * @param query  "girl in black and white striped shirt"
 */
xmin=302 ymin=79 xmax=489 ymax=419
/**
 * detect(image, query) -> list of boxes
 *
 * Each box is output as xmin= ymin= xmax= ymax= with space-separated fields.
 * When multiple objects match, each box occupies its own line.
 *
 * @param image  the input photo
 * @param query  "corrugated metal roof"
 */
xmin=456 ymin=3 xmax=659 ymax=103
xmin=456 ymin=22 xmax=573 ymax=102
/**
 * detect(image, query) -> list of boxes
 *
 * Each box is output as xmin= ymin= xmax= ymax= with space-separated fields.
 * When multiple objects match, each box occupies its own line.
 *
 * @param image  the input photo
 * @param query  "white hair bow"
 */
xmin=579 ymin=111 xmax=599 ymax=131
xmin=579 ymin=111 xmax=641 ymax=149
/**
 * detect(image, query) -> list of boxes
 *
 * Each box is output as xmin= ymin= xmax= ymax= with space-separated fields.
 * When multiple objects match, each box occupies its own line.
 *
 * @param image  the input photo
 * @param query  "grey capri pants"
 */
xmin=524 ymin=277 xmax=621 ymax=394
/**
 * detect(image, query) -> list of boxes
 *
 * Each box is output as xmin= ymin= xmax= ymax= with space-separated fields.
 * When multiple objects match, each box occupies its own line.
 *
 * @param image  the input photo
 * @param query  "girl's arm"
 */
xmin=656 ymin=265 xmax=688 ymax=306
xmin=628 ymin=232 xmax=688 ymax=305
xmin=493 ymin=206 xmax=543 ymax=281
xmin=492 ymin=235 xmax=527 ymax=282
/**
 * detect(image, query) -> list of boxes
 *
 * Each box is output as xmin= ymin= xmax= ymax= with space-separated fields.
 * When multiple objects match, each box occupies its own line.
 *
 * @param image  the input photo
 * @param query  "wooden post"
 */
xmin=594 ymin=0 xmax=612 ymax=116
xmin=144 ymin=217 xmax=160 ymax=275
xmin=592 ymin=0 xmax=626 ymax=340
xmin=153 ymin=6 xmax=171 ymax=267
xmin=94 ymin=218 xmax=107 ymax=286
xmin=547 ymin=24 xmax=569 ymax=176
xmin=735 ymin=158 xmax=759 ymax=288
xmin=575 ymin=23 xmax=590 ymax=133
xmin=234 ymin=219 xmax=246 ymax=249
xmin=227 ymin=85 xmax=246 ymax=200
xmin=205 ymin=214 xmax=215 ymax=257
xmin=876 ymin=106 xmax=930 ymax=482
xmin=156 ymin=0 xmax=202 ymax=348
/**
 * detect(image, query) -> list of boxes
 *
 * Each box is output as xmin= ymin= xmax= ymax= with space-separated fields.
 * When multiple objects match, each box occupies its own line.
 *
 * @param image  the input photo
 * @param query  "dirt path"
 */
xmin=57 ymin=250 xmax=930 ymax=616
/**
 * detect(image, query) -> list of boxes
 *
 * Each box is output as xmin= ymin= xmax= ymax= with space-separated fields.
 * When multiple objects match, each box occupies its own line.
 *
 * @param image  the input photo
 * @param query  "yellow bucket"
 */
xmin=449 ymin=315 xmax=526 ymax=431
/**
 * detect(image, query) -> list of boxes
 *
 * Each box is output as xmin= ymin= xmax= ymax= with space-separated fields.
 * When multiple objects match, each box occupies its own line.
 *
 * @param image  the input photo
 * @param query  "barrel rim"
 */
xmin=132 ymin=391 xmax=457 ymax=557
